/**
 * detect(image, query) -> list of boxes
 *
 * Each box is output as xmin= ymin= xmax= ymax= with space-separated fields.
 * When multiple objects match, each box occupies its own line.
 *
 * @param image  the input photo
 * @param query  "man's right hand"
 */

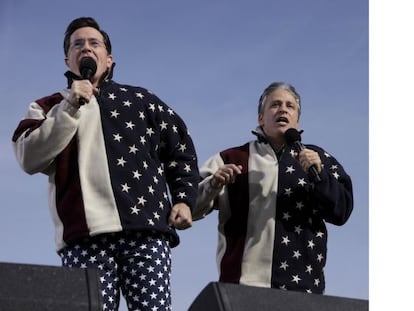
xmin=67 ymin=80 xmax=96 ymax=108
xmin=210 ymin=164 xmax=243 ymax=189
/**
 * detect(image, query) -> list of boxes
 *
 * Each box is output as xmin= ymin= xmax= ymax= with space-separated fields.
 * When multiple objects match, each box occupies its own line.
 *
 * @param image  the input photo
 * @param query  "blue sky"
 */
xmin=1 ymin=1 xmax=369 ymax=310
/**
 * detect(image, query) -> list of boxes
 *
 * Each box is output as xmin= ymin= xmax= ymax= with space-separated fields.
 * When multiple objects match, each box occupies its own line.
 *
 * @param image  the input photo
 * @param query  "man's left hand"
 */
xmin=168 ymin=203 xmax=192 ymax=230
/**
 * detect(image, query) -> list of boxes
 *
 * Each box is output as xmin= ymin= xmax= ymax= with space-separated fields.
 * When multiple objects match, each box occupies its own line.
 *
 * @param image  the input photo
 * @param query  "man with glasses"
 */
xmin=12 ymin=17 xmax=199 ymax=311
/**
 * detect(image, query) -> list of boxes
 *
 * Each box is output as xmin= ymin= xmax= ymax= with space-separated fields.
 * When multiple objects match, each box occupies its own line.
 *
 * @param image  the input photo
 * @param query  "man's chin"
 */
xmin=277 ymin=125 xmax=290 ymax=132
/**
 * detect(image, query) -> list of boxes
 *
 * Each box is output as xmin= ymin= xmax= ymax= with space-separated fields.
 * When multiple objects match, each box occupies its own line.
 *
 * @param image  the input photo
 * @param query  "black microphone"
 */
xmin=78 ymin=57 xmax=97 ymax=105
xmin=284 ymin=128 xmax=321 ymax=182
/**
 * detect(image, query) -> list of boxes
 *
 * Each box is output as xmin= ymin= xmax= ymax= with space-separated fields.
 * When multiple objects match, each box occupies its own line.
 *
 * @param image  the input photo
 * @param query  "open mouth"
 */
xmin=276 ymin=116 xmax=289 ymax=125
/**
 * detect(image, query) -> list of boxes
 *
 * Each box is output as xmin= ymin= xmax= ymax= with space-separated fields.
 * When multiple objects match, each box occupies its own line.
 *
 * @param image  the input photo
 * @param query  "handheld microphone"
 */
xmin=78 ymin=57 xmax=97 ymax=105
xmin=284 ymin=128 xmax=321 ymax=182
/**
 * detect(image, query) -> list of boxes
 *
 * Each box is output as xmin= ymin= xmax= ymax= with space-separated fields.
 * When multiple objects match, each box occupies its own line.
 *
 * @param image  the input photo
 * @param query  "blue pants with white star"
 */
xmin=59 ymin=231 xmax=172 ymax=311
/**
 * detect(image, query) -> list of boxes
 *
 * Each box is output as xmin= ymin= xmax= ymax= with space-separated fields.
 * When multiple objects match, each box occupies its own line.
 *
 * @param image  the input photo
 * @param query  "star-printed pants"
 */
xmin=59 ymin=231 xmax=172 ymax=311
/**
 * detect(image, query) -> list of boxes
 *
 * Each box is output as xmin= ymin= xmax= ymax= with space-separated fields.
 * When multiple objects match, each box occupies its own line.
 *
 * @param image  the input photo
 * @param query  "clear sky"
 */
xmin=1 ymin=1 xmax=369 ymax=310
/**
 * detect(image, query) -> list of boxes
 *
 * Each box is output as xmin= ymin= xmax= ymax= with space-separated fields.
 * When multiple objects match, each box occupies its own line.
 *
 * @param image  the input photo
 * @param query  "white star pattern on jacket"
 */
xmin=96 ymin=83 xmax=198 ymax=246
xmin=268 ymin=146 xmax=352 ymax=293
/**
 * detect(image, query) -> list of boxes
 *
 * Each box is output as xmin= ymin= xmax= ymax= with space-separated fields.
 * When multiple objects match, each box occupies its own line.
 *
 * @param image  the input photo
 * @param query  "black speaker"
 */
xmin=0 ymin=262 xmax=102 ymax=311
xmin=189 ymin=282 xmax=368 ymax=311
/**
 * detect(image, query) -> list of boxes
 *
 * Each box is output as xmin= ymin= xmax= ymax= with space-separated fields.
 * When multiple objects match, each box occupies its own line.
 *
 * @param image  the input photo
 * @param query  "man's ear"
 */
xmin=258 ymin=113 xmax=263 ymax=126
xmin=106 ymin=54 xmax=113 ymax=69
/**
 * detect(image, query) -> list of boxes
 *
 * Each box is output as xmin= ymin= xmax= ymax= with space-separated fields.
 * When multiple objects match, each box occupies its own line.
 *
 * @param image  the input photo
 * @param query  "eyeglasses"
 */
xmin=70 ymin=38 xmax=105 ymax=50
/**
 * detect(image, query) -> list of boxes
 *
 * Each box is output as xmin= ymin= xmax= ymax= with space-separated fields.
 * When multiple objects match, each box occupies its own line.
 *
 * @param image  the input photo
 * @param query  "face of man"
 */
xmin=258 ymin=88 xmax=300 ymax=146
xmin=65 ymin=26 xmax=113 ymax=86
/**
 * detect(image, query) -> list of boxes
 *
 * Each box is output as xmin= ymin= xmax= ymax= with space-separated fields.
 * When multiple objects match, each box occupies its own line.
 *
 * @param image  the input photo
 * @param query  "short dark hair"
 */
xmin=63 ymin=17 xmax=112 ymax=56
xmin=258 ymin=82 xmax=301 ymax=119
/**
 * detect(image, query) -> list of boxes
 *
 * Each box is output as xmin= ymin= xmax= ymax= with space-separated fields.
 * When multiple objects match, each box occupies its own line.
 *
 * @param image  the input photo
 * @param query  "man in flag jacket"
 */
xmin=12 ymin=17 xmax=199 ymax=311
xmin=193 ymin=82 xmax=353 ymax=294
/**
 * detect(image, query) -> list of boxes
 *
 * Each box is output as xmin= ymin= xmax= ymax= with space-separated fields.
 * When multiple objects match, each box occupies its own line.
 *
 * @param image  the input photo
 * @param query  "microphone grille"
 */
xmin=284 ymin=128 xmax=302 ymax=144
xmin=79 ymin=57 xmax=97 ymax=76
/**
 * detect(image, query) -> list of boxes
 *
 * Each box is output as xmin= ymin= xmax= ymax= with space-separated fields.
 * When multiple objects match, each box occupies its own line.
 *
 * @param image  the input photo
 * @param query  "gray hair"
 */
xmin=258 ymin=82 xmax=301 ymax=119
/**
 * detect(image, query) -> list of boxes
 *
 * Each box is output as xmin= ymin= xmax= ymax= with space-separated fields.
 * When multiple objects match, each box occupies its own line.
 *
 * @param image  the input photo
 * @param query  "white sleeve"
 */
xmin=192 ymin=153 xmax=225 ymax=220
xmin=13 ymin=94 xmax=80 ymax=175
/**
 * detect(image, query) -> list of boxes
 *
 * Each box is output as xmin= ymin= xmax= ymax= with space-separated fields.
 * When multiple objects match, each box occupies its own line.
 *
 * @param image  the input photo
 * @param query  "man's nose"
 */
xmin=81 ymin=42 xmax=93 ymax=51
xmin=278 ymin=104 xmax=288 ymax=112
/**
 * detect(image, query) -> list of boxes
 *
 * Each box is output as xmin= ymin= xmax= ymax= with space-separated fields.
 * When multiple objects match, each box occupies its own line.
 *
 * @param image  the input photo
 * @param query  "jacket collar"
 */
xmin=64 ymin=62 xmax=116 ymax=88
xmin=251 ymin=126 xmax=287 ymax=158
xmin=251 ymin=126 xmax=269 ymax=144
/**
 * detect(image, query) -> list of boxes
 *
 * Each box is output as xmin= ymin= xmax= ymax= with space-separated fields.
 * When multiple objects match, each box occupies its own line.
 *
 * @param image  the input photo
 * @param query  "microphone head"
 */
xmin=79 ymin=57 xmax=97 ymax=80
xmin=284 ymin=128 xmax=302 ymax=144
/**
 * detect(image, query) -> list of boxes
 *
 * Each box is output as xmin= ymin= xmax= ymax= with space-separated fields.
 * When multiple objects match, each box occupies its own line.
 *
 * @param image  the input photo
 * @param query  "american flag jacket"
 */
xmin=194 ymin=127 xmax=353 ymax=294
xmin=12 ymin=70 xmax=199 ymax=251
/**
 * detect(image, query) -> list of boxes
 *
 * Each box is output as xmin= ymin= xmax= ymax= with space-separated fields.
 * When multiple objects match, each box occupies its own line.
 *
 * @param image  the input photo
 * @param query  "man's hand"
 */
xmin=210 ymin=164 xmax=243 ymax=189
xmin=298 ymin=148 xmax=322 ymax=174
xmin=169 ymin=203 xmax=192 ymax=230
xmin=67 ymin=80 xmax=98 ymax=108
